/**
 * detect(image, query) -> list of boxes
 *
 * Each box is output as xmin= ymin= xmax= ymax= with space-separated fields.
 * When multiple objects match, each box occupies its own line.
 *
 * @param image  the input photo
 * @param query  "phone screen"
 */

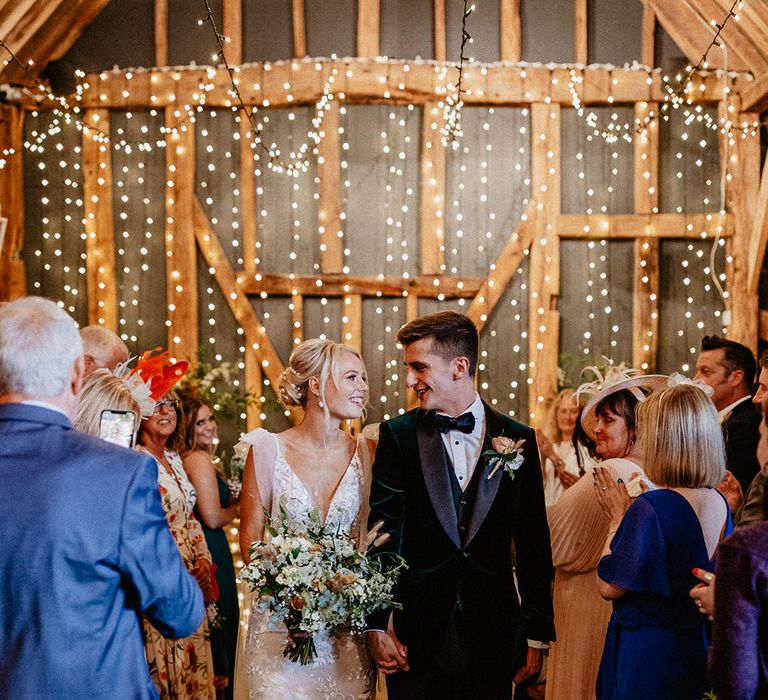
xmin=99 ymin=409 xmax=136 ymax=449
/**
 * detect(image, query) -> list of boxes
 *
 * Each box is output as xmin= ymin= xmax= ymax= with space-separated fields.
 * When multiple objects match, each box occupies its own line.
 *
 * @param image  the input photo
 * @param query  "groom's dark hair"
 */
xmin=397 ymin=311 xmax=478 ymax=376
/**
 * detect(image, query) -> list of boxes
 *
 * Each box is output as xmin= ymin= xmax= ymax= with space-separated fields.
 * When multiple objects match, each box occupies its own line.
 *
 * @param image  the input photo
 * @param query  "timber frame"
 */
xmin=0 ymin=0 xmax=765 ymax=424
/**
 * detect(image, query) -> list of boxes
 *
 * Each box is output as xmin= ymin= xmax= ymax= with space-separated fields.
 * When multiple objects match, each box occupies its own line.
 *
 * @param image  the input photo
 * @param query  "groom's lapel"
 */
xmin=416 ymin=410 xmax=461 ymax=549
xmin=464 ymin=403 xmax=505 ymax=546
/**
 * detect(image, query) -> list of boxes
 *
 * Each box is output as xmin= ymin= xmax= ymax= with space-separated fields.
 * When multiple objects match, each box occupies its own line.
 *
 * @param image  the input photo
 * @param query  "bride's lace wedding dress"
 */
xmin=234 ymin=428 xmax=376 ymax=700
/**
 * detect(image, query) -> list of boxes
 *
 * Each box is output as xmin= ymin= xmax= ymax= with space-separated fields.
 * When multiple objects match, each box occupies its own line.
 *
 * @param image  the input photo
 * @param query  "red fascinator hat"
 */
xmin=132 ymin=348 xmax=189 ymax=400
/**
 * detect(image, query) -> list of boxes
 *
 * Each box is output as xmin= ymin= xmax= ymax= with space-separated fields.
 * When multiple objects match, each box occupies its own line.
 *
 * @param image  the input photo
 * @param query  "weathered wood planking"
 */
xmin=419 ymin=103 xmax=446 ymax=275
xmin=317 ymin=100 xmax=343 ymax=273
xmin=0 ymin=105 xmax=27 ymax=301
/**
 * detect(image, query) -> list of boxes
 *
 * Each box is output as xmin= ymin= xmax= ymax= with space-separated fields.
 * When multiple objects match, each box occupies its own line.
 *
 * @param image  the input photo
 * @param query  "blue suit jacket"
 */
xmin=0 ymin=403 xmax=205 ymax=699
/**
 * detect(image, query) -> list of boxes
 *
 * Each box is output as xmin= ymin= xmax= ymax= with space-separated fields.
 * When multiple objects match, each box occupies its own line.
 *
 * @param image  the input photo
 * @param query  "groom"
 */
xmin=367 ymin=311 xmax=555 ymax=699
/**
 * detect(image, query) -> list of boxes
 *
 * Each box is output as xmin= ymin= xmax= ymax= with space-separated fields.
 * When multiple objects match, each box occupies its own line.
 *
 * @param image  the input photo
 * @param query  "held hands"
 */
xmin=513 ymin=647 xmax=543 ymax=685
xmin=366 ymin=615 xmax=409 ymax=675
xmin=689 ymin=568 xmax=716 ymax=621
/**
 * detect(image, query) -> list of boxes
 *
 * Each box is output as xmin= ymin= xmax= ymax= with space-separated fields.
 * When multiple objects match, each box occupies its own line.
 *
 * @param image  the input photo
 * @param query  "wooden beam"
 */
xmin=557 ymin=212 xmax=730 ymax=239
xmin=0 ymin=0 xmax=46 ymax=43
xmin=575 ymin=0 xmax=588 ymax=64
xmin=291 ymin=293 xmax=304 ymax=346
xmin=528 ymin=103 xmax=561 ymax=421
xmin=164 ymin=106 xmax=199 ymax=361
xmin=499 ymin=0 xmax=521 ymax=63
xmin=357 ymin=0 xmax=380 ymax=58
xmin=317 ymin=100 xmax=343 ymax=273
xmin=647 ymin=0 xmax=750 ymax=71
xmin=154 ymin=0 xmax=168 ymax=66
xmin=0 ymin=105 xmax=26 ymax=301
xmin=244 ymin=343 xmax=262 ymax=430
xmin=192 ymin=196 xmax=287 ymax=393
xmin=239 ymin=118 xmax=257 ymax=277
xmin=237 ymin=273 xmax=484 ymax=298
xmin=419 ymin=103 xmax=446 ymax=275
xmin=632 ymin=101 xmax=660 ymax=372
xmin=223 ymin=0 xmax=243 ymax=65
xmin=641 ymin=1 xmax=656 ymax=67
xmin=434 ymin=0 xmax=446 ymax=62
xmin=81 ymin=109 xmax=118 ymax=330
xmin=467 ymin=202 xmax=536 ymax=332
xmin=720 ymin=97 xmax=760 ymax=349
xmin=748 ymin=140 xmax=768 ymax=294
xmin=71 ymin=61 xmax=741 ymax=109
xmin=292 ymin=0 xmax=307 ymax=59
xmin=740 ymin=70 xmax=768 ymax=113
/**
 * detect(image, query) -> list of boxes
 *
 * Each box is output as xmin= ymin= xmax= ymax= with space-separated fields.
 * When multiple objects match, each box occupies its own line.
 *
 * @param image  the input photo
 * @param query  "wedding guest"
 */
xmin=695 ymin=335 xmax=760 ymax=492
xmin=135 ymin=352 xmax=216 ymax=700
xmin=733 ymin=349 xmax=768 ymax=526
xmin=538 ymin=389 xmax=597 ymax=506
xmin=545 ymin=368 xmax=666 ymax=700
xmin=594 ymin=383 xmax=731 ymax=699
xmin=80 ymin=324 xmax=129 ymax=376
xmin=690 ymin=408 xmax=768 ymax=700
xmin=181 ymin=394 xmax=240 ymax=700
xmin=73 ymin=368 xmax=140 ymax=437
xmin=0 ymin=297 xmax=203 ymax=698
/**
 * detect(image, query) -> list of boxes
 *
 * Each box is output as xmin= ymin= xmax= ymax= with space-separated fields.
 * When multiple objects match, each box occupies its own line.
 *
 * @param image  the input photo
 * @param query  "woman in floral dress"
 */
xmin=137 ymin=388 xmax=216 ymax=699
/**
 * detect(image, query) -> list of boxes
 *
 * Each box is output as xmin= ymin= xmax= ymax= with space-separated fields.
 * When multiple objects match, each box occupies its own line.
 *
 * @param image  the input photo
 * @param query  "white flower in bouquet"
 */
xmin=239 ymin=509 xmax=405 ymax=664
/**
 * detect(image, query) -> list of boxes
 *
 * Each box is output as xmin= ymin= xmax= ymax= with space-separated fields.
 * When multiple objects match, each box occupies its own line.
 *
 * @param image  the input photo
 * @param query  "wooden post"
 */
xmin=434 ymin=0 xmax=446 ymax=62
xmin=0 ymin=105 xmax=26 ymax=301
xmin=632 ymin=102 xmax=660 ymax=371
xmin=164 ymin=106 xmax=199 ymax=360
xmin=245 ymin=343 xmax=263 ymax=430
xmin=317 ymin=100 xmax=343 ymax=273
xmin=575 ymin=0 xmax=588 ymax=64
xmin=342 ymin=293 xmax=363 ymax=432
xmin=291 ymin=293 xmax=304 ymax=346
xmin=154 ymin=0 xmax=168 ymax=67
xmin=292 ymin=0 xmax=307 ymax=59
xmin=419 ymin=103 xmax=446 ymax=275
xmin=721 ymin=98 xmax=760 ymax=349
xmin=641 ymin=1 xmax=656 ymax=67
xmin=239 ymin=118 xmax=257 ymax=277
xmin=357 ymin=0 xmax=380 ymax=58
xmin=528 ymin=102 xmax=561 ymax=421
xmin=223 ymin=0 xmax=243 ymax=65
xmin=82 ymin=109 xmax=118 ymax=330
xmin=500 ymin=0 xmax=521 ymax=62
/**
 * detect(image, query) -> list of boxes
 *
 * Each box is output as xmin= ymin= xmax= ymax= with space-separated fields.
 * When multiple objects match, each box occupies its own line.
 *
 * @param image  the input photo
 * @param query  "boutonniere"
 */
xmin=484 ymin=436 xmax=526 ymax=481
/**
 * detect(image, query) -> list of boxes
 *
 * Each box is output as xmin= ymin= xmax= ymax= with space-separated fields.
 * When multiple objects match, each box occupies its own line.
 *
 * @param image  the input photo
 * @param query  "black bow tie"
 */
xmin=433 ymin=412 xmax=476 ymax=434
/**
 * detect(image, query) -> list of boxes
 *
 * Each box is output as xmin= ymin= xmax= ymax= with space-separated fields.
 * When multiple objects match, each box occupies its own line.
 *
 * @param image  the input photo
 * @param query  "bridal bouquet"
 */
xmin=240 ymin=509 xmax=405 ymax=664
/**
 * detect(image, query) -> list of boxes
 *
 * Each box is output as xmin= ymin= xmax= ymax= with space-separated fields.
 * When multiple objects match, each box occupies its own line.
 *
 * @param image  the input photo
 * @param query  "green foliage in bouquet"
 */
xmin=557 ymin=353 xmax=631 ymax=391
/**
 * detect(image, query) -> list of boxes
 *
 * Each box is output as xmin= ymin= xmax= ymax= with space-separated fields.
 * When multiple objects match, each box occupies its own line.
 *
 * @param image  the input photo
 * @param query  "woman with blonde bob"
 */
xmin=593 ymin=383 xmax=732 ymax=700
xmin=234 ymin=338 xmax=376 ymax=698
xmin=73 ymin=369 xmax=140 ymax=438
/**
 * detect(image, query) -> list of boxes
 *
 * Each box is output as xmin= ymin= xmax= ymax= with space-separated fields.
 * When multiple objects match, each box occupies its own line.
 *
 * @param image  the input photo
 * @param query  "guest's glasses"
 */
xmin=153 ymin=398 xmax=180 ymax=413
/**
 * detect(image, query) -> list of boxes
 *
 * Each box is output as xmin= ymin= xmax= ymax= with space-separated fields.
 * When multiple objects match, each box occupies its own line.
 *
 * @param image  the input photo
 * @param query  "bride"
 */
xmin=234 ymin=338 xmax=377 ymax=699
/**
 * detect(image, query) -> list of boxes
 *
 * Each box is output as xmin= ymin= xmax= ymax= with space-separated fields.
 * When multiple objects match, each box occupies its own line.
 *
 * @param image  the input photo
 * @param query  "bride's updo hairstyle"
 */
xmin=278 ymin=338 xmax=367 ymax=419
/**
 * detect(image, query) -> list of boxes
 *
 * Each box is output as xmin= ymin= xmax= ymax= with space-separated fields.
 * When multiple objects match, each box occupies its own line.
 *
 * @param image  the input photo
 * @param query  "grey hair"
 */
xmin=80 ymin=325 xmax=129 ymax=366
xmin=0 ymin=297 xmax=83 ymax=396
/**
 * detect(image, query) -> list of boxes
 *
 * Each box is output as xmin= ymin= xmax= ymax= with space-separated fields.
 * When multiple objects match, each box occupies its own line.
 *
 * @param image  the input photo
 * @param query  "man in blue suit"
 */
xmin=0 ymin=297 xmax=205 ymax=699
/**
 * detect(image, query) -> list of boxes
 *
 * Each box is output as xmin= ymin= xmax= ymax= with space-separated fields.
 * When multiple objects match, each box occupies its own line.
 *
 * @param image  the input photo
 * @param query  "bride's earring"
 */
xmin=318 ymin=399 xmax=324 ymax=408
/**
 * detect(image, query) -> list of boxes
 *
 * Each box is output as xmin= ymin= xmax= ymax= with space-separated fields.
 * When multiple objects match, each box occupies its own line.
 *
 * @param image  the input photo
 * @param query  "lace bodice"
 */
xmin=272 ymin=439 xmax=364 ymax=539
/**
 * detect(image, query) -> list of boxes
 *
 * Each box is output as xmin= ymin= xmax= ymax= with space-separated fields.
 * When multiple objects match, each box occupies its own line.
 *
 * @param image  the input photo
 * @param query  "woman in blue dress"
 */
xmin=592 ymin=382 xmax=732 ymax=700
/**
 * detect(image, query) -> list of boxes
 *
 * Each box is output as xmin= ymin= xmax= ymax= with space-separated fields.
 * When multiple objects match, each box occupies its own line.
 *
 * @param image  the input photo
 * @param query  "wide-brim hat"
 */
xmin=577 ymin=366 xmax=668 ymax=440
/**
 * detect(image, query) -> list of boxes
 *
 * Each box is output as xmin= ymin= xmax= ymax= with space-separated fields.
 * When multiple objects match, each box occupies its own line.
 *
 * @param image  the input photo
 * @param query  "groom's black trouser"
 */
xmin=385 ymin=609 xmax=514 ymax=700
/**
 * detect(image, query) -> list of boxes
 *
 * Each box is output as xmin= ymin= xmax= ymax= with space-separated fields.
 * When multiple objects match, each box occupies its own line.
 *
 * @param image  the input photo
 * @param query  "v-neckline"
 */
xmin=275 ymin=436 xmax=358 ymax=526
xmin=662 ymin=488 xmax=729 ymax=561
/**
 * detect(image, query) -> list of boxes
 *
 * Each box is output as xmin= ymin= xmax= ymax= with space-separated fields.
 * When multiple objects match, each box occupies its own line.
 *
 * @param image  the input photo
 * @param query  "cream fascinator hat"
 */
xmin=576 ymin=363 xmax=668 ymax=440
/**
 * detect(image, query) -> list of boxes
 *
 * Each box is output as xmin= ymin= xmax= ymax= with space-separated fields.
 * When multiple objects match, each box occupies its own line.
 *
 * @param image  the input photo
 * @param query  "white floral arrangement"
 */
xmin=485 ymin=436 xmax=526 ymax=481
xmin=239 ymin=510 xmax=405 ymax=664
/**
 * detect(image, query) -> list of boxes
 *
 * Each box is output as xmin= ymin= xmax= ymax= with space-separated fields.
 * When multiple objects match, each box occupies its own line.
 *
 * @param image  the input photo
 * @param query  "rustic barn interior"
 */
xmin=1 ymin=0 xmax=768 ymax=434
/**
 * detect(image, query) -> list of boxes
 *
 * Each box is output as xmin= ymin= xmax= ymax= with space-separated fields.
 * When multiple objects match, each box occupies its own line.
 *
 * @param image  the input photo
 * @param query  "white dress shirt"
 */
xmin=717 ymin=394 xmax=752 ymax=423
xmin=437 ymin=393 xmax=485 ymax=491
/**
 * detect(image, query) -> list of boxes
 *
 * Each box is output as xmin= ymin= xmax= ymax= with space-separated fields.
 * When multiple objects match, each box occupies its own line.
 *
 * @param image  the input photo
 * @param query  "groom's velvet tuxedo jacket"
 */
xmin=368 ymin=402 xmax=555 ymax=671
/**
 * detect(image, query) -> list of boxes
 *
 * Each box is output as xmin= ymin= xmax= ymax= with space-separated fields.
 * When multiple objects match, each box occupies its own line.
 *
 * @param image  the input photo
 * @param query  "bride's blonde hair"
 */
xmin=278 ymin=339 xmax=367 ymax=420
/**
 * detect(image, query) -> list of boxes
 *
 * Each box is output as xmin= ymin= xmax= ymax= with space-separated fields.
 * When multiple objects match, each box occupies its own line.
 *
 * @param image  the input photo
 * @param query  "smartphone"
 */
xmin=99 ymin=409 xmax=136 ymax=449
